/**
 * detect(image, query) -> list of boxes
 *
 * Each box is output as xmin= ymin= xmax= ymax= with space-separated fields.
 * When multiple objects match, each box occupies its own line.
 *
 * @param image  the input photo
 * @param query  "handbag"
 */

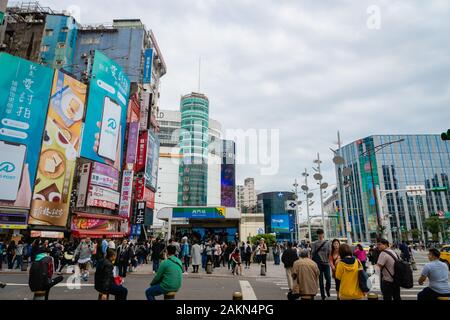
xmin=357 ymin=261 xmax=372 ymax=293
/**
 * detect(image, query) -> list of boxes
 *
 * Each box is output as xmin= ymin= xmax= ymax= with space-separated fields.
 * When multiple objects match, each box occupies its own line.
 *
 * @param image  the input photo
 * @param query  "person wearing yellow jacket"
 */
xmin=335 ymin=244 xmax=365 ymax=300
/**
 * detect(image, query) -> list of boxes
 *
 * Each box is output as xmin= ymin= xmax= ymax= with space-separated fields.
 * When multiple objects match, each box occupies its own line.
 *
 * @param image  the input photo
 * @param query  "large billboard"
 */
xmin=144 ymin=130 xmax=160 ymax=191
xmin=29 ymin=71 xmax=87 ymax=227
xmin=271 ymin=214 xmax=290 ymax=233
xmin=0 ymin=53 xmax=54 ymax=209
xmin=80 ymin=51 xmax=130 ymax=170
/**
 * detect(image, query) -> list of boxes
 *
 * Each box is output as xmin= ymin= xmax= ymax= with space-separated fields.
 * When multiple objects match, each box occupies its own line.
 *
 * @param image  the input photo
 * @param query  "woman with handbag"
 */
xmin=335 ymin=244 xmax=366 ymax=300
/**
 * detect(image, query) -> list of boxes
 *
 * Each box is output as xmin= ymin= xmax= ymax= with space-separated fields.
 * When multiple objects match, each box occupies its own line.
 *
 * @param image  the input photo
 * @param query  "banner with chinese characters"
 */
xmin=86 ymin=185 xmax=120 ymax=210
xmin=80 ymin=51 xmax=130 ymax=170
xmin=29 ymin=71 xmax=87 ymax=227
xmin=0 ymin=53 xmax=54 ymax=209
xmin=118 ymin=170 xmax=134 ymax=218
xmin=133 ymin=201 xmax=145 ymax=224
xmin=90 ymin=161 xmax=119 ymax=191
xmin=71 ymin=216 xmax=119 ymax=232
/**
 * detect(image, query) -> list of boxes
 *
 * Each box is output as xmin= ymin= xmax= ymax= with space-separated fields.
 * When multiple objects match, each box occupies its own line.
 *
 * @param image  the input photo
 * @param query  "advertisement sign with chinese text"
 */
xmin=0 ymin=53 xmax=54 ymax=209
xmin=133 ymin=201 xmax=145 ymax=224
xmin=125 ymin=122 xmax=139 ymax=166
xmin=144 ymin=130 xmax=160 ymax=191
xmin=135 ymin=131 xmax=148 ymax=172
xmin=142 ymin=48 xmax=153 ymax=84
xmin=71 ymin=216 xmax=119 ymax=232
xmin=80 ymin=51 xmax=130 ymax=170
xmin=172 ymin=207 xmax=226 ymax=219
xmin=90 ymin=161 xmax=119 ymax=190
xmin=86 ymin=185 xmax=120 ymax=210
xmin=118 ymin=170 xmax=134 ymax=218
xmin=29 ymin=71 xmax=87 ymax=227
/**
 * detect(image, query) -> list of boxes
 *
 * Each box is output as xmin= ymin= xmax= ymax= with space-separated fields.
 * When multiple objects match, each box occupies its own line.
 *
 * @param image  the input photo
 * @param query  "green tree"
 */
xmin=249 ymin=234 xmax=276 ymax=246
xmin=424 ymin=216 xmax=443 ymax=242
xmin=410 ymin=229 xmax=421 ymax=241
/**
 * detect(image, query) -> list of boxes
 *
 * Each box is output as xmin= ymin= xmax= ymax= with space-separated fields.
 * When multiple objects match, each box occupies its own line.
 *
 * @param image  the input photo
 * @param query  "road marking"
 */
xmin=239 ymin=280 xmax=257 ymax=300
xmin=5 ymin=283 xmax=94 ymax=287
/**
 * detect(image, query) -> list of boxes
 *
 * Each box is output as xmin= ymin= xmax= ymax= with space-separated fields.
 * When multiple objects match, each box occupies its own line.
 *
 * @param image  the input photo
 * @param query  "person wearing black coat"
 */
xmin=281 ymin=242 xmax=299 ymax=292
xmin=116 ymin=240 xmax=132 ymax=277
xmin=95 ymin=249 xmax=127 ymax=300
xmin=150 ymin=238 xmax=165 ymax=273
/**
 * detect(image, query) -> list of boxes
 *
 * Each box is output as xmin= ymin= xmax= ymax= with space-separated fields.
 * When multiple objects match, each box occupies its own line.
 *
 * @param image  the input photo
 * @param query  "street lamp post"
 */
xmin=293 ymin=179 xmax=300 ymax=243
xmin=313 ymin=153 xmax=329 ymax=239
xmin=302 ymin=169 xmax=313 ymax=243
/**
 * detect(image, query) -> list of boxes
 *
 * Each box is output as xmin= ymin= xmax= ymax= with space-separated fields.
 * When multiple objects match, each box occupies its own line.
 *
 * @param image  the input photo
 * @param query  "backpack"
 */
xmin=312 ymin=241 xmax=327 ymax=265
xmin=382 ymin=250 xmax=414 ymax=289
xmin=29 ymin=256 xmax=52 ymax=292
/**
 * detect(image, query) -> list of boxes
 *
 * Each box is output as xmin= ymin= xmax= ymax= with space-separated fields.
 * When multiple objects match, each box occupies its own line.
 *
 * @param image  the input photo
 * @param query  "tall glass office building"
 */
xmin=178 ymin=92 xmax=210 ymax=206
xmin=257 ymin=192 xmax=297 ymax=241
xmin=336 ymin=134 xmax=450 ymax=243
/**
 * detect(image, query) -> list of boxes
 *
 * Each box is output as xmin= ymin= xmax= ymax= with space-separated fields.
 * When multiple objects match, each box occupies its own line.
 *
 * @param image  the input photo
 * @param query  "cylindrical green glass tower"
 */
xmin=178 ymin=92 xmax=209 ymax=206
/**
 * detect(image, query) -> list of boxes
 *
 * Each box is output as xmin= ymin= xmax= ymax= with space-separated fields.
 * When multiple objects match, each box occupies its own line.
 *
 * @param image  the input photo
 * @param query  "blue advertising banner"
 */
xmin=173 ymin=207 xmax=226 ymax=219
xmin=144 ymin=129 xmax=160 ymax=191
xmin=0 ymin=53 xmax=54 ymax=208
xmin=271 ymin=214 xmax=290 ymax=233
xmin=143 ymin=48 xmax=153 ymax=84
xmin=80 ymin=51 xmax=130 ymax=170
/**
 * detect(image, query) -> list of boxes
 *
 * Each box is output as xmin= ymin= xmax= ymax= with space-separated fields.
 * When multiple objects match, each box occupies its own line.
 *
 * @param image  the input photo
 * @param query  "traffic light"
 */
xmin=441 ymin=129 xmax=450 ymax=141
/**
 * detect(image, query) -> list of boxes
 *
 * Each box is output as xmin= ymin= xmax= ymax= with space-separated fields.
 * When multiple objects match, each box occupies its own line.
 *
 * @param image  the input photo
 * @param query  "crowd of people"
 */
xmin=1 ymin=231 xmax=449 ymax=301
xmin=282 ymin=229 xmax=450 ymax=301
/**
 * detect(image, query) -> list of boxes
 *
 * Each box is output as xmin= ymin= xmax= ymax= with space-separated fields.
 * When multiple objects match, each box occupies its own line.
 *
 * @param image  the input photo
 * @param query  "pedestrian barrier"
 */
xmin=232 ymin=292 xmax=243 ymax=300
xmin=437 ymin=296 xmax=449 ymax=300
xmin=33 ymin=291 xmax=46 ymax=300
xmin=98 ymin=293 xmax=109 ymax=300
xmin=164 ymin=292 xmax=176 ymax=300
xmin=367 ymin=293 xmax=379 ymax=300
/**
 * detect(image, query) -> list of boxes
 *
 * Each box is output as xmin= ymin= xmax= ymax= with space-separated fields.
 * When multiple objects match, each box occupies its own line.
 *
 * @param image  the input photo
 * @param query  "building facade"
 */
xmin=257 ymin=191 xmax=296 ymax=241
xmin=336 ymin=134 xmax=450 ymax=243
xmin=178 ymin=93 xmax=210 ymax=206
xmin=237 ymin=178 xmax=257 ymax=213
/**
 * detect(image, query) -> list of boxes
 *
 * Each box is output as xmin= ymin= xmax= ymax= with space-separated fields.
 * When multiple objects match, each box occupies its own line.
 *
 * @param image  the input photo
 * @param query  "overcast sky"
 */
xmin=40 ymin=0 xmax=450 ymax=218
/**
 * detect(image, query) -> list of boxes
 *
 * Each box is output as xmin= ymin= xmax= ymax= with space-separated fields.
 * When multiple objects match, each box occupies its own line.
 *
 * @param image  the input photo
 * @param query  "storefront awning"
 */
xmin=72 ymin=230 xmax=125 ymax=238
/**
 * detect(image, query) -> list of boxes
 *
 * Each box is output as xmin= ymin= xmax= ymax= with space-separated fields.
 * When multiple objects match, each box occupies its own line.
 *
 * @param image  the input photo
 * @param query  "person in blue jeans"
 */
xmin=146 ymin=245 xmax=183 ymax=300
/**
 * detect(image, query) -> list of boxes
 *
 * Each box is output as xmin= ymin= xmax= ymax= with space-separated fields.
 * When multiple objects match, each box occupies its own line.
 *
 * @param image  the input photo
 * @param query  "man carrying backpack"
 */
xmin=376 ymin=238 xmax=413 ymax=301
xmin=28 ymin=246 xmax=63 ymax=300
xmin=311 ymin=229 xmax=331 ymax=300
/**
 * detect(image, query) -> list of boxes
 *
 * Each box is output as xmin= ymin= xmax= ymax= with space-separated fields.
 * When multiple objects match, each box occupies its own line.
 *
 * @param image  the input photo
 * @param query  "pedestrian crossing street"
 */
xmin=272 ymin=279 xmax=427 ymax=300
xmin=268 ymin=262 xmax=437 ymax=300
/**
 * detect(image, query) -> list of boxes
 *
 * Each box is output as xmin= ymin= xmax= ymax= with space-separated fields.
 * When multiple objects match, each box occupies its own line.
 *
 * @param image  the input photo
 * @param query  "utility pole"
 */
xmin=333 ymin=131 xmax=352 ymax=245
xmin=303 ymin=168 xmax=312 ymax=243
xmin=314 ymin=153 xmax=327 ymax=239
xmin=293 ymin=179 xmax=299 ymax=243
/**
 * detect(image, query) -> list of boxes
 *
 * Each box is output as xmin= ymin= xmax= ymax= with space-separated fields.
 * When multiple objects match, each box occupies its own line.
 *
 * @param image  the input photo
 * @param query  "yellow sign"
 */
xmin=216 ymin=207 xmax=226 ymax=218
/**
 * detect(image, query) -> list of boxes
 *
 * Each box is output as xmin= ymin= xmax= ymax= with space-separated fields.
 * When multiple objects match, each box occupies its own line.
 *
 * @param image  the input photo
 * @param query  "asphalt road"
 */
xmin=0 ymin=250 xmax=446 ymax=300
